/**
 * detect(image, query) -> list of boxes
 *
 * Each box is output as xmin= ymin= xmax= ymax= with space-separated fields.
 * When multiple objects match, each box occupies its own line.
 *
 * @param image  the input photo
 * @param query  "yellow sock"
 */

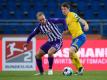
xmin=70 ymin=53 xmax=82 ymax=70
xmin=71 ymin=57 xmax=78 ymax=69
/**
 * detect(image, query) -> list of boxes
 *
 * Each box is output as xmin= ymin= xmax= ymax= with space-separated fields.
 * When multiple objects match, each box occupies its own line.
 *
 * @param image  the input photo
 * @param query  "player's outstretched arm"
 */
xmin=24 ymin=31 xmax=37 ymax=48
xmin=79 ymin=18 xmax=89 ymax=31
xmin=23 ymin=26 xmax=40 ymax=49
xmin=62 ymin=30 xmax=69 ymax=35
xmin=26 ymin=26 xmax=40 ymax=44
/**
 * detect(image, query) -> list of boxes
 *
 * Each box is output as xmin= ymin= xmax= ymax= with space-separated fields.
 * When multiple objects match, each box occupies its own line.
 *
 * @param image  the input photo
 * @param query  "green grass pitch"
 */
xmin=0 ymin=71 xmax=107 ymax=80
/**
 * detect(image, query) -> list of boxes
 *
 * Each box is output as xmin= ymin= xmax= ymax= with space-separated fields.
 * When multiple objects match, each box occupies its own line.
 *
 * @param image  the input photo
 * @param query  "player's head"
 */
xmin=36 ymin=12 xmax=46 ymax=24
xmin=61 ymin=2 xmax=70 ymax=16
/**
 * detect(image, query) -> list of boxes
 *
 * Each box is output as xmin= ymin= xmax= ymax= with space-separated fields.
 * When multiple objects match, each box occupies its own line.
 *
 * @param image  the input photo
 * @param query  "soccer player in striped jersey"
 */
xmin=24 ymin=12 xmax=67 ymax=75
xmin=61 ymin=2 xmax=89 ymax=75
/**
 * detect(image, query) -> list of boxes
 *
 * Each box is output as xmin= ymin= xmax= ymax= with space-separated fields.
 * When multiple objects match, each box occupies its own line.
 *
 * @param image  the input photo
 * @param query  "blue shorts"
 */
xmin=40 ymin=39 xmax=62 ymax=54
xmin=71 ymin=34 xmax=86 ymax=51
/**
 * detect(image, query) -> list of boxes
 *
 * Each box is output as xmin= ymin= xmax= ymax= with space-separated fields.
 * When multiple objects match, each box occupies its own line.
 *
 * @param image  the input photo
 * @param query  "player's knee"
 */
xmin=48 ymin=53 xmax=53 ymax=57
xmin=36 ymin=49 xmax=45 ymax=59
xmin=48 ymin=51 xmax=54 ymax=57
xmin=48 ymin=48 xmax=56 ymax=57
xmin=69 ymin=53 xmax=73 ymax=59
xmin=69 ymin=48 xmax=75 ymax=54
xmin=69 ymin=48 xmax=75 ymax=59
xmin=36 ymin=54 xmax=41 ymax=59
xmin=48 ymin=49 xmax=56 ymax=57
xmin=36 ymin=52 xmax=43 ymax=59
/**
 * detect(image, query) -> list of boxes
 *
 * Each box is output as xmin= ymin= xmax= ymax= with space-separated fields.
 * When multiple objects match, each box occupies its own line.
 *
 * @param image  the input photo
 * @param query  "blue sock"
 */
xmin=36 ymin=58 xmax=44 ymax=73
xmin=48 ymin=57 xmax=54 ymax=69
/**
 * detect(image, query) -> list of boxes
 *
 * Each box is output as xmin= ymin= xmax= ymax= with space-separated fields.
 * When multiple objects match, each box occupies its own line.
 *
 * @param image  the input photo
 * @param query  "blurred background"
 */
xmin=0 ymin=1 xmax=107 ymax=80
xmin=0 ymin=0 xmax=106 ymax=38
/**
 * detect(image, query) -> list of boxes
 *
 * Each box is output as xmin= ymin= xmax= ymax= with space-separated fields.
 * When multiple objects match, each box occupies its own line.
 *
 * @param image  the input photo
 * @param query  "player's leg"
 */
xmin=69 ymin=47 xmax=84 ymax=76
xmin=36 ymin=41 xmax=52 ymax=75
xmin=47 ymin=47 xmax=56 ymax=75
xmin=48 ymin=39 xmax=62 ymax=75
xmin=70 ymin=34 xmax=86 ymax=75
xmin=48 ymin=47 xmax=55 ymax=69
xmin=69 ymin=47 xmax=82 ymax=71
xmin=35 ymin=49 xmax=45 ymax=75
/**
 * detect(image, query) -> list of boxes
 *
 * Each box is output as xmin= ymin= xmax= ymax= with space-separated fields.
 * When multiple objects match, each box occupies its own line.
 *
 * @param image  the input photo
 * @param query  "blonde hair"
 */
xmin=36 ymin=12 xmax=44 ymax=18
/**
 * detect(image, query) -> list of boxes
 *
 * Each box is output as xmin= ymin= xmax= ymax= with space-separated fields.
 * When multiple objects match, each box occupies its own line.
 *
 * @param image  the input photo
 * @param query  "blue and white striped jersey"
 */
xmin=27 ymin=18 xmax=67 ymax=43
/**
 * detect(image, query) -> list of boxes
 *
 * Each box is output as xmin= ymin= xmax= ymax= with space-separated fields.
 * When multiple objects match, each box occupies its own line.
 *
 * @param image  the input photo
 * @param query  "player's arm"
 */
xmin=27 ymin=26 xmax=40 ymax=43
xmin=73 ymin=13 xmax=89 ymax=31
xmin=79 ymin=18 xmax=89 ymax=31
xmin=62 ymin=30 xmax=69 ymax=34
xmin=24 ymin=26 xmax=40 ymax=47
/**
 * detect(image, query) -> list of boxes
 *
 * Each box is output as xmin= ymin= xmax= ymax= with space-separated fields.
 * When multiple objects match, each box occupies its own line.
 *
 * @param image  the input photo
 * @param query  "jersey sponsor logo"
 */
xmin=2 ymin=37 xmax=36 ymax=71
xmin=46 ymin=30 xmax=52 ymax=34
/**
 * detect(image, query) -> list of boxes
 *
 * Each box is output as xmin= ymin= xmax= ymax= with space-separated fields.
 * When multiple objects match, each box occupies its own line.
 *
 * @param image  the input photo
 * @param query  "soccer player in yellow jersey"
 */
xmin=61 ymin=2 xmax=89 ymax=75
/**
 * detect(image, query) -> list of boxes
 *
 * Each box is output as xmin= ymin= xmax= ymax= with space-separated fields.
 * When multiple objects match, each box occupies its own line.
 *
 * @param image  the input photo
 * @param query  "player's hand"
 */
xmin=62 ymin=30 xmax=69 ymax=35
xmin=84 ymin=25 xmax=89 ymax=31
xmin=23 ymin=43 xmax=28 ymax=50
xmin=24 ymin=43 xmax=28 ymax=47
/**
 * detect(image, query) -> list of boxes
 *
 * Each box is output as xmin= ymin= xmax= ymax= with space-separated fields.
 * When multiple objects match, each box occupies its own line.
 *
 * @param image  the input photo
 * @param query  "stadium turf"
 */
xmin=0 ymin=71 xmax=107 ymax=80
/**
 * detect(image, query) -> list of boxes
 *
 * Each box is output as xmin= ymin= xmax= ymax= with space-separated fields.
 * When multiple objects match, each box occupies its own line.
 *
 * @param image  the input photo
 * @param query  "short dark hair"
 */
xmin=61 ymin=2 xmax=70 ymax=9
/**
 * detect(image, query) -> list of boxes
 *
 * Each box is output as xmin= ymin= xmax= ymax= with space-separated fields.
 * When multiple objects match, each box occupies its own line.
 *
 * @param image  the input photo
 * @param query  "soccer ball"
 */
xmin=63 ymin=67 xmax=73 ymax=76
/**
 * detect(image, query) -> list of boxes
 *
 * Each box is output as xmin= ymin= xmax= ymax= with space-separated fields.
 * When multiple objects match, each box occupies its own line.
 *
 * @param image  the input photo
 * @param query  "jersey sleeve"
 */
xmin=72 ymin=13 xmax=80 ymax=22
xmin=26 ymin=25 xmax=40 ymax=43
xmin=49 ymin=18 xmax=68 ymax=31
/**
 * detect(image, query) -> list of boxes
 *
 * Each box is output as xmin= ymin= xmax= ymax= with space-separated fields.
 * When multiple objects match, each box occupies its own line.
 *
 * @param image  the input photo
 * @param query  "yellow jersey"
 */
xmin=66 ymin=12 xmax=83 ymax=39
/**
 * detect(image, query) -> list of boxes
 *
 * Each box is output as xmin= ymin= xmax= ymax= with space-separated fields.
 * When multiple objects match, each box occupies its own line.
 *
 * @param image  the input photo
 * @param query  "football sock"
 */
xmin=70 ymin=53 xmax=82 ymax=70
xmin=48 ymin=57 xmax=54 ymax=69
xmin=36 ymin=58 xmax=44 ymax=73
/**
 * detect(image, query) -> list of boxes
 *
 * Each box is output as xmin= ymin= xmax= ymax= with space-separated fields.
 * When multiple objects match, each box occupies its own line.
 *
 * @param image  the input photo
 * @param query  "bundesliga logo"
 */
xmin=2 ymin=37 xmax=36 ymax=71
xmin=6 ymin=41 xmax=32 ymax=62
